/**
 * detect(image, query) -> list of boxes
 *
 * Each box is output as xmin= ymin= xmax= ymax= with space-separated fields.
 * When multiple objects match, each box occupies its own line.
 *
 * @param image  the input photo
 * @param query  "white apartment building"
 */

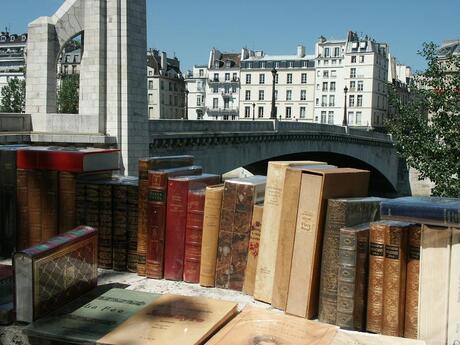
xmin=314 ymin=32 xmax=389 ymax=128
xmin=185 ymin=65 xmax=208 ymax=120
xmin=239 ymin=45 xmax=316 ymax=121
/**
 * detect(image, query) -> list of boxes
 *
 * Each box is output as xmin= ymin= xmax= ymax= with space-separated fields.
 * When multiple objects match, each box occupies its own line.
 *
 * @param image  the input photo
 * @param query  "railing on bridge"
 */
xmin=0 ymin=113 xmax=31 ymax=132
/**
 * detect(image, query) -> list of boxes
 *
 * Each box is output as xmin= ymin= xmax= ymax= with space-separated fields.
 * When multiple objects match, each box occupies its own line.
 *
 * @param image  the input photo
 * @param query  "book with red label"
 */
xmin=16 ymin=147 xmax=120 ymax=172
xmin=183 ymin=187 xmax=207 ymax=283
xmin=145 ymin=165 xmax=202 ymax=279
xmin=164 ymin=174 xmax=221 ymax=281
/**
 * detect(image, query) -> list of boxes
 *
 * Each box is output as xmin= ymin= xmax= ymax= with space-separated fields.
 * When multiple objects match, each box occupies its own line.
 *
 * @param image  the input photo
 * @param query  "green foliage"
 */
xmin=57 ymin=74 xmax=80 ymax=114
xmin=0 ymin=77 xmax=26 ymax=113
xmin=386 ymin=42 xmax=460 ymax=197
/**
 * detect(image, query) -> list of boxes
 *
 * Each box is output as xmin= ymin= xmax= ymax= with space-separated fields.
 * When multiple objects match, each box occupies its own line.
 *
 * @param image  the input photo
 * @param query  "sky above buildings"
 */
xmin=1 ymin=0 xmax=459 ymax=73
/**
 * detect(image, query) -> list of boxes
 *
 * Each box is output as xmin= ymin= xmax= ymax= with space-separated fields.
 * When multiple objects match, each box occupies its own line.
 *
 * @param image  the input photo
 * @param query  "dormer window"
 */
xmin=10 ymin=36 xmax=16 ymax=42
xmin=0 ymin=36 xmax=6 ymax=43
xmin=226 ymin=60 xmax=232 ymax=67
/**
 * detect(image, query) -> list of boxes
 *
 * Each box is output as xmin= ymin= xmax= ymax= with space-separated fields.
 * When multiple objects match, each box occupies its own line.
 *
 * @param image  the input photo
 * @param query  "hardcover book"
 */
xmin=96 ymin=295 xmax=238 ymax=345
xmin=164 ymin=174 xmax=221 ymax=281
xmin=126 ymin=178 xmax=139 ymax=272
xmin=112 ymin=182 xmax=128 ymax=271
xmin=381 ymin=196 xmax=460 ymax=227
xmin=449 ymin=228 xmax=460 ymax=345
xmin=319 ymin=197 xmax=383 ymax=325
xmin=14 ymin=226 xmax=98 ymax=323
xmin=206 ymin=307 xmax=337 ymax=345
xmin=0 ymin=264 xmax=13 ymax=305
xmin=199 ymin=184 xmax=225 ymax=287
xmin=58 ymin=172 xmax=77 ymax=233
xmin=98 ymin=183 xmax=113 ymax=269
xmin=16 ymin=168 xmax=29 ymax=250
xmin=286 ymin=168 xmax=369 ymax=319
xmin=215 ymin=176 xmax=266 ymax=291
xmin=404 ymin=225 xmax=421 ymax=339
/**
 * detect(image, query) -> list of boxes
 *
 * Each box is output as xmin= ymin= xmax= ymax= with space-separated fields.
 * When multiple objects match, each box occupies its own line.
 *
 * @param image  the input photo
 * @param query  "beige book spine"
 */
xmin=199 ymin=185 xmax=224 ymax=287
xmin=285 ymin=173 xmax=323 ymax=318
xmin=418 ymin=225 xmax=451 ymax=345
xmin=448 ymin=227 xmax=460 ymax=345
xmin=243 ymin=204 xmax=264 ymax=295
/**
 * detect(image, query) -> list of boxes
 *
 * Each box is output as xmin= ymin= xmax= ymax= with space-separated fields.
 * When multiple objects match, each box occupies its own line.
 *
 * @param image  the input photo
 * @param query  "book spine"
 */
xmin=367 ymin=222 xmax=386 ymax=333
xmin=85 ymin=183 xmax=99 ymax=233
xmin=145 ymin=172 xmax=168 ymax=279
xmin=127 ymin=184 xmax=139 ymax=273
xmin=136 ymin=177 xmax=149 ymax=276
xmin=215 ymin=182 xmax=237 ymax=289
xmin=58 ymin=172 xmax=77 ymax=233
xmin=353 ymin=230 xmax=370 ymax=331
xmin=318 ymin=200 xmax=347 ymax=325
xmin=243 ymin=203 xmax=263 ymax=295
xmin=98 ymin=184 xmax=113 ymax=269
xmin=164 ymin=180 xmax=189 ymax=281
xmin=0 ymin=150 xmax=17 ymax=257
xmin=75 ymin=180 xmax=86 ymax=226
xmin=199 ymin=186 xmax=224 ymax=287
xmin=16 ymin=169 xmax=29 ymax=250
xmin=183 ymin=189 xmax=206 ymax=283
xmin=40 ymin=170 xmax=58 ymax=242
xmin=382 ymin=223 xmax=408 ymax=337
xmin=28 ymin=169 xmax=42 ymax=247
xmin=448 ymin=228 xmax=460 ymax=345
xmin=404 ymin=225 xmax=421 ymax=339
xmin=112 ymin=184 xmax=128 ymax=271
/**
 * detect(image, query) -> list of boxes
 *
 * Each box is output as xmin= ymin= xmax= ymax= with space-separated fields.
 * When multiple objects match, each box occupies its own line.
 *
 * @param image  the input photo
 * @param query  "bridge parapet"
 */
xmin=0 ymin=113 xmax=32 ymax=132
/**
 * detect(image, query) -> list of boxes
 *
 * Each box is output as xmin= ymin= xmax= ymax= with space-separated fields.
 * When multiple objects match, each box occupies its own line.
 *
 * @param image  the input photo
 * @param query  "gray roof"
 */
xmin=438 ymin=40 xmax=460 ymax=57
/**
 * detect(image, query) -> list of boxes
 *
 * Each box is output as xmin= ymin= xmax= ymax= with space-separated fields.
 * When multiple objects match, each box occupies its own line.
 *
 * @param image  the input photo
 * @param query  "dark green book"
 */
xmin=25 ymin=287 xmax=160 ymax=345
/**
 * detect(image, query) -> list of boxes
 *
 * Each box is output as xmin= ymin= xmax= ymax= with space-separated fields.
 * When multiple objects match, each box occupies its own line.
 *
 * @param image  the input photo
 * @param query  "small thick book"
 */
xmin=25 ymin=287 xmax=160 ymax=345
xmin=96 ymin=294 xmax=238 ymax=345
xmin=14 ymin=226 xmax=98 ymax=323
xmin=381 ymin=196 xmax=460 ymax=227
xmin=206 ymin=307 xmax=337 ymax=345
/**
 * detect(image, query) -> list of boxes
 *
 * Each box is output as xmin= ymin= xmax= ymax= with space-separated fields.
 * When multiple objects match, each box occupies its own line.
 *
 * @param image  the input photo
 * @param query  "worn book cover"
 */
xmin=14 ymin=226 xmax=98 ymax=323
xmin=286 ymin=168 xmax=369 ymax=319
xmin=112 ymin=182 xmax=128 ymax=271
xmin=215 ymin=176 xmax=266 ymax=291
xmin=319 ymin=197 xmax=383 ymax=325
xmin=96 ymin=294 xmax=237 ymax=345
xmin=98 ymin=183 xmax=113 ymax=269
xmin=404 ymin=225 xmax=421 ymax=339
xmin=206 ymin=307 xmax=337 ymax=345
xmin=126 ymin=178 xmax=139 ymax=272
xmin=58 ymin=172 xmax=77 ymax=233
xmin=199 ymin=184 xmax=225 ymax=287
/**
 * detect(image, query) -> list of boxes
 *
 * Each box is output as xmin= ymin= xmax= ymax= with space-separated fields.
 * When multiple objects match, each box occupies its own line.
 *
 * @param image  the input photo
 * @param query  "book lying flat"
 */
xmin=331 ymin=330 xmax=426 ymax=344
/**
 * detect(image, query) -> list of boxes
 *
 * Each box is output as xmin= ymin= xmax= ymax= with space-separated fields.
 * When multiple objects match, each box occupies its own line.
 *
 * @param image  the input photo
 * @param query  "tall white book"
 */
xmin=448 ymin=228 xmax=460 ymax=345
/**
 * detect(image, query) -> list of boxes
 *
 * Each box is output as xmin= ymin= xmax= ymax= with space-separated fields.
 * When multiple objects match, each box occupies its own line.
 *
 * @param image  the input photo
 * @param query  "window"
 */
xmin=331 ymin=70 xmax=337 ymax=78
xmin=349 ymin=95 xmax=355 ymax=107
xmin=329 ymin=95 xmax=335 ymax=107
xmin=259 ymin=90 xmax=264 ymax=101
xmin=359 ymin=55 xmax=365 ymax=63
xmin=225 ymin=73 xmax=230 ymax=81
xmin=275 ymin=61 xmax=280 ymax=68
xmin=348 ymin=111 xmax=354 ymax=125
xmin=301 ymin=73 xmax=307 ymax=84
xmin=286 ymin=107 xmax=292 ymax=119
xmin=322 ymin=95 xmax=327 ymax=106
xmin=259 ymin=74 xmax=265 ymax=84
xmin=213 ymin=86 xmax=218 ymax=93
xmin=300 ymin=107 xmax=306 ymax=119
xmin=288 ymin=61 xmax=294 ymax=68
xmin=350 ymin=81 xmax=356 ymax=91
xmin=169 ymin=95 xmax=173 ymax=105
xmin=334 ymin=47 xmax=340 ymax=57
xmin=174 ymin=83 xmax=178 ymax=92
xmin=160 ymin=80 xmax=164 ymax=90
xmin=214 ymin=73 xmax=219 ymax=81
xmin=316 ymin=83 xmax=320 ymax=90
xmin=148 ymin=80 xmax=153 ymax=89
xmin=233 ymin=73 xmax=238 ymax=81
xmin=330 ymin=81 xmax=336 ymax=91
xmin=246 ymin=74 xmax=251 ymax=84
xmin=321 ymin=111 xmax=327 ymax=123
xmin=315 ymin=98 xmax=319 ymax=106
xmin=286 ymin=90 xmax=292 ymax=101
xmin=197 ymin=95 xmax=202 ymax=107
xmin=149 ymin=107 xmax=153 ymax=118
xmin=244 ymin=106 xmax=251 ymax=118
xmin=258 ymin=107 xmax=264 ymax=118
xmin=224 ymin=99 xmax=230 ymax=109
xmin=357 ymin=81 xmax=363 ymax=91
xmin=351 ymin=55 xmax=357 ymax=63
xmin=322 ymin=82 xmax=328 ymax=91
xmin=174 ymin=96 xmax=178 ymax=106
xmin=169 ymin=82 xmax=172 ymax=91
xmin=213 ymin=98 xmax=218 ymax=109
xmin=357 ymin=95 xmax=363 ymax=107
xmin=350 ymin=68 xmax=356 ymax=78
xmin=323 ymin=70 xmax=329 ymax=78
xmin=148 ymin=94 xmax=153 ymax=104
xmin=224 ymin=85 xmax=230 ymax=94
xmin=328 ymin=111 xmax=334 ymax=124
xmin=356 ymin=111 xmax=362 ymax=125
xmin=324 ymin=48 xmax=330 ymax=57
xmin=300 ymin=90 xmax=307 ymax=101
xmin=287 ymin=73 xmax=293 ymax=84
xmin=199 ymin=69 xmax=204 ymax=77
xmin=245 ymin=90 xmax=251 ymax=101
xmin=232 ymin=85 xmax=237 ymax=93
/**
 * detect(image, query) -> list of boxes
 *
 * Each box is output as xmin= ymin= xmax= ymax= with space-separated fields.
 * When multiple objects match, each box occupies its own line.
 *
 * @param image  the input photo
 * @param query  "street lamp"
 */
xmin=252 ymin=102 xmax=255 ymax=121
xmin=185 ymin=89 xmax=189 ymax=120
xmin=343 ymin=86 xmax=348 ymax=127
xmin=271 ymin=68 xmax=277 ymax=119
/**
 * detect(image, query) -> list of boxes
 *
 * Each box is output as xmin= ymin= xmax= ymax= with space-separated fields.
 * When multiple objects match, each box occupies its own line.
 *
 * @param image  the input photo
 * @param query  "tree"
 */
xmin=0 ymin=77 xmax=26 ymax=113
xmin=386 ymin=42 xmax=460 ymax=197
xmin=57 ymin=74 xmax=79 ymax=114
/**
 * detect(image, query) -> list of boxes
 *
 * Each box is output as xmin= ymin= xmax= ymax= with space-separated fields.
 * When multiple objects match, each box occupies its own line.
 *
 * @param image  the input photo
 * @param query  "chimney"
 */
xmin=161 ymin=51 xmax=167 ymax=71
xmin=297 ymin=45 xmax=305 ymax=58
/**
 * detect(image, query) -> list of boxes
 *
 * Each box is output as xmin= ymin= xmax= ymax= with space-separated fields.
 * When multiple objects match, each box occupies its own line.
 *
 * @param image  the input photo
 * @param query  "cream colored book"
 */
xmin=418 ymin=225 xmax=451 ymax=345
xmin=332 ymin=330 xmax=426 ymax=345
xmin=448 ymin=228 xmax=460 ymax=345
xmin=254 ymin=161 xmax=325 ymax=303
xmin=97 ymin=295 xmax=237 ymax=345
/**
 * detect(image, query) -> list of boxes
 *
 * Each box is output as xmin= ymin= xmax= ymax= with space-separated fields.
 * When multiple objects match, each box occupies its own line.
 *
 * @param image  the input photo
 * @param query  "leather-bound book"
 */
xmin=58 ymin=172 xmax=77 ymax=233
xmin=164 ymin=174 xmax=221 ymax=281
xmin=40 ymin=170 xmax=59 ymax=242
xmin=336 ymin=223 xmax=370 ymax=331
xmin=75 ymin=178 xmax=86 ymax=226
xmin=318 ymin=197 xmax=383 ymax=325
xmin=16 ymin=169 xmax=29 ymax=251
xmin=215 ymin=176 xmax=266 ymax=291
xmin=382 ymin=221 xmax=410 ymax=337
xmin=14 ymin=226 xmax=98 ymax=323
xmin=126 ymin=178 xmax=139 ymax=272
xmin=286 ymin=168 xmax=369 ymax=319
xmin=199 ymin=184 xmax=224 ymax=287
xmin=112 ymin=181 xmax=128 ymax=271
xmin=242 ymin=203 xmax=264 ymax=295
xmin=28 ymin=169 xmax=43 ymax=247
xmin=367 ymin=221 xmax=386 ymax=333
xmin=98 ymin=183 xmax=113 ymax=269
xmin=183 ymin=188 xmax=207 ymax=283
xmin=137 ymin=155 xmax=194 ymax=276
xmin=84 ymin=183 xmax=100 ymax=231
xmin=404 ymin=225 xmax=421 ymax=339
xmin=145 ymin=165 xmax=202 ymax=279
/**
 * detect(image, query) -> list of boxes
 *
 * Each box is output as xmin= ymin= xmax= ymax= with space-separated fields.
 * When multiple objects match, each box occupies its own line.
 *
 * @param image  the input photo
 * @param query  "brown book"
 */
xmin=286 ymin=168 xmax=369 ymax=319
xmin=215 ymin=176 xmax=266 ymax=291
xmin=126 ymin=178 xmax=139 ymax=273
xmin=28 ymin=169 xmax=43 ymax=247
xmin=206 ymin=307 xmax=337 ymax=345
xmin=382 ymin=221 xmax=410 ymax=337
xmin=199 ymin=184 xmax=224 ymax=287
xmin=75 ymin=178 xmax=86 ymax=226
xmin=98 ymin=183 xmax=113 ymax=269
xmin=84 ymin=183 xmax=99 ymax=231
xmin=318 ymin=197 xmax=383 ymax=325
xmin=404 ymin=225 xmax=421 ymax=339
xmin=367 ymin=221 xmax=386 ymax=333
xmin=96 ymin=295 xmax=238 ymax=345
xmin=41 ymin=170 xmax=59 ymax=242
xmin=16 ymin=169 xmax=30 ymax=251
xmin=242 ymin=203 xmax=264 ymax=295
xmin=58 ymin=172 xmax=77 ymax=233
xmin=112 ymin=182 xmax=128 ymax=271
xmin=336 ymin=223 xmax=370 ymax=331
xmin=137 ymin=155 xmax=194 ymax=276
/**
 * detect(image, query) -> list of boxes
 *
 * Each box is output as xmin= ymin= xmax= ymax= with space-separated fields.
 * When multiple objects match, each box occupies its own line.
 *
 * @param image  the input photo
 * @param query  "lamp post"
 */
xmin=252 ymin=102 xmax=255 ymax=121
xmin=342 ymin=86 xmax=348 ymax=127
xmin=270 ymin=68 xmax=277 ymax=119
xmin=185 ymin=89 xmax=189 ymax=120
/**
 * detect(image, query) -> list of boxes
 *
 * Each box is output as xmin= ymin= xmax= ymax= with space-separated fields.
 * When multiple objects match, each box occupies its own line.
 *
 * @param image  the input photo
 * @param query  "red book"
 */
xmin=183 ymin=188 xmax=206 ymax=283
xmin=16 ymin=147 xmax=120 ymax=172
xmin=145 ymin=166 xmax=202 ymax=279
xmin=164 ymin=174 xmax=221 ymax=281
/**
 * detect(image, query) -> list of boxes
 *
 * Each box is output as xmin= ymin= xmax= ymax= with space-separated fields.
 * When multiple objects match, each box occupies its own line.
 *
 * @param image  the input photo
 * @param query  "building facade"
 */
xmin=185 ymin=65 xmax=208 ymax=120
xmin=0 ymin=32 xmax=27 ymax=104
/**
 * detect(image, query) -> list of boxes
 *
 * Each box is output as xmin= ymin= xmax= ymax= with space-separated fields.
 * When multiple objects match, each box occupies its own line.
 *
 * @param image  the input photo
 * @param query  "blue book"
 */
xmin=381 ymin=197 xmax=460 ymax=227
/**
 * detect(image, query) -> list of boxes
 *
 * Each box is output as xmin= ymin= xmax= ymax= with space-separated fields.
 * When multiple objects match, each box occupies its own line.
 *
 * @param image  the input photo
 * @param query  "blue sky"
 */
xmin=1 ymin=0 xmax=459 ymax=72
